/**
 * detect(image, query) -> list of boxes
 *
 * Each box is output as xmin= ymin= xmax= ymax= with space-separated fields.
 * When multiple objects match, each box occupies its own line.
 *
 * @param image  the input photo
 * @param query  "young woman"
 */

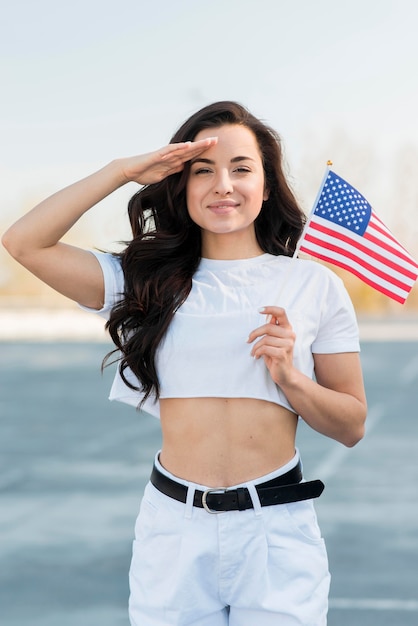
xmin=3 ymin=101 xmax=367 ymax=625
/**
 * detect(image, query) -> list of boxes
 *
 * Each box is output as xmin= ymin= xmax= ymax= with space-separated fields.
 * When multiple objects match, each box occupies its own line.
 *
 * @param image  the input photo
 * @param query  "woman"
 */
xmin=2 ymin=101 xmax=367 ymax=625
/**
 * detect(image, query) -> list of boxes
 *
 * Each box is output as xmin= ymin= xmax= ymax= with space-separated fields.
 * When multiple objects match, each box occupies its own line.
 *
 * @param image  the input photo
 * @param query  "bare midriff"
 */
xmin=159 ymin=397 xmax=298 ymax=488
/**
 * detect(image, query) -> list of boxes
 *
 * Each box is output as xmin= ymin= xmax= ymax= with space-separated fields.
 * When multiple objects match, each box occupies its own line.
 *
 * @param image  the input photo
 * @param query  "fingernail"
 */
xmin=258 ymin=306 xmax=266 ymax=313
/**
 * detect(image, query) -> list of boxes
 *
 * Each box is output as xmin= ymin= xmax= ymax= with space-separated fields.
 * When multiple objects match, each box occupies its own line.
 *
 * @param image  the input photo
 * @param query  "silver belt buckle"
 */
xmin=202 ymin=488 xmax=228 ymax=514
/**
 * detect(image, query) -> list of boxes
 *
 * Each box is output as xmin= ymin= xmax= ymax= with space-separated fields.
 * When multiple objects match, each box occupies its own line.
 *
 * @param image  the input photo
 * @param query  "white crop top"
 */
xmin=82 ymin=252 xmax=360 ymax=418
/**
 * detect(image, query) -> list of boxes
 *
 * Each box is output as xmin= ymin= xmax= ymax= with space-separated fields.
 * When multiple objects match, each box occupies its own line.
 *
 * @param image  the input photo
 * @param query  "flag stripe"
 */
xmin=303 ymin=235 xmax=413 ymax=290
xmin=298 ymin=169 xmax=418 ymax=304
xmin=366 ymin=221 xmax=410 ymax=256
xmin=305 ymin=218 xmax=418 ymax=282
xmin=300 ymin=236 xmax=414 ymax=296
xmin=364 ymin=220 xmax=418 ymax=269
xmin=299 ymin=247 xmax=407 ymax=304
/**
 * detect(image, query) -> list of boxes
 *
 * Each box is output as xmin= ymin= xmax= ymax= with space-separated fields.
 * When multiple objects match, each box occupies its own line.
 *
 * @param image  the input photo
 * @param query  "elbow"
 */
xmin=2 ymin=227 xmax=19 ymax=259
xmin=2 ymin=226 xmax=28 ymax=263
xmin=2 ymin=228 xmax=11 ymax=252
xmin=342 ymin=408 xmax=367 ymax=448
xmin=343 ymin=424 xmax=365 ymax=448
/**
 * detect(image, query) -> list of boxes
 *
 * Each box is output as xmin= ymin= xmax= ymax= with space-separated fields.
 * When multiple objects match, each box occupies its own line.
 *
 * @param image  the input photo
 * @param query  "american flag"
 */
xmin=298 ymin=169 xmax=418 ymax=304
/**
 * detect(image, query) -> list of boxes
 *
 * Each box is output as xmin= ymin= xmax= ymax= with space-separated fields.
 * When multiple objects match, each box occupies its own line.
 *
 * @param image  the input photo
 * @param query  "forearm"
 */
xmin=2 ymin=138 xmax=217 ymax=259
xmin=2 ymin=160 xmax=127 ymax=258
xmin=2 ymin=138 xmax=218 ymax=309
xmin=280 ymin=368 xmax=367 ymax=447
xmin=248 ymin=307 xmax=367 ymax=448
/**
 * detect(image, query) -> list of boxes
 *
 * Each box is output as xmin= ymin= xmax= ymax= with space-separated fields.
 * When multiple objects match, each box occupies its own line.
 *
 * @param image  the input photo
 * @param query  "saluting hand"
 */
xmin=119 ymin=137 xmax=218 ymax=186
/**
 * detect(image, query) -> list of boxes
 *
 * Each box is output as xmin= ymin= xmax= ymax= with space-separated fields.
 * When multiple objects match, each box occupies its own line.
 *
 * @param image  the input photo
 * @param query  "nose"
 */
xmin=214 ymin=169 xmax=233 ymax=195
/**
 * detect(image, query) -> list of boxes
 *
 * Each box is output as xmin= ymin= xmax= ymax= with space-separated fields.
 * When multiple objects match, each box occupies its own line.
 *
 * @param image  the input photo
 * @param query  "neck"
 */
xmin=201 ymin=232 xmax=264 ymax=260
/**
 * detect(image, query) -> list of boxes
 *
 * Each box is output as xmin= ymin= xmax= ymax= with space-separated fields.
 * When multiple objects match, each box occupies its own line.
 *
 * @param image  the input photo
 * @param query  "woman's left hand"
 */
xmin=247 ymin=306 xmax=296 ymax=386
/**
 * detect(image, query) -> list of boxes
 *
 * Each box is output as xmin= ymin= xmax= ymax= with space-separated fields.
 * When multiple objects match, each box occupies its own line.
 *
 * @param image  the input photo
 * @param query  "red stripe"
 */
xmin=364 ymin=226 xmax=407 ymax=259
xmin=368 ymin=215 xmax=396 ymax=239
xmin=365 ymin=220 xmax=418 ymax=269
xmin=299 ymin=247 xmax=407 ymax=304
xmin=307 ymin=220 xmax=418 ymax=281
xmin=302 ymin=233 xmax=412 ymax=292
xmin=310 ymin=219 xmax=413 ymax=272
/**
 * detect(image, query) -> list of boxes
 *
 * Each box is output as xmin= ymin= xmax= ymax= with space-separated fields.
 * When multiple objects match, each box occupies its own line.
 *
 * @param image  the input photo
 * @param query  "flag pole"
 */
xmin=267 ymin=161 xmax=333 ymax=318
xmin=291 ymin=160 xmax=333 ymax=261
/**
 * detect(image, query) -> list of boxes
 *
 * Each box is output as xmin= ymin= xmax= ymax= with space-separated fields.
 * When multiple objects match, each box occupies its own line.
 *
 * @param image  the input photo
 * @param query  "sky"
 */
xmin=1 ymin=0 xmax=418 ymax=248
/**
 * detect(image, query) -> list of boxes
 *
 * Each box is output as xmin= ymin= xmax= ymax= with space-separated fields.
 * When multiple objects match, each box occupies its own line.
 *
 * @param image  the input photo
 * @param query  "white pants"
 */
xmin=129 ymin=451 xmax=330 ymax=626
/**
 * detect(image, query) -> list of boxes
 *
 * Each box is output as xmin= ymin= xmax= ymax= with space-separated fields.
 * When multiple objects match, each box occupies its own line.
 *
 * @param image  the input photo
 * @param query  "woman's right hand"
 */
xmin=119 ymin=137 xmax=218 ymax=185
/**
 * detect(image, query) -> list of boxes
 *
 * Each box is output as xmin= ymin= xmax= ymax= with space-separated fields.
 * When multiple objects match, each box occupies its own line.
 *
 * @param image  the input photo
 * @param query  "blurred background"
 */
xmin=1 ymin=1 xmax=418 ymax=625
xmin=2 ymin=0 xmax=418 ymax=323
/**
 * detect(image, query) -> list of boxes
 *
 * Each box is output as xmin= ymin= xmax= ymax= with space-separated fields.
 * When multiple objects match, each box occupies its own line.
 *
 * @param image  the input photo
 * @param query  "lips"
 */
xmin=207 ymin=201 xmax=239 ymax=214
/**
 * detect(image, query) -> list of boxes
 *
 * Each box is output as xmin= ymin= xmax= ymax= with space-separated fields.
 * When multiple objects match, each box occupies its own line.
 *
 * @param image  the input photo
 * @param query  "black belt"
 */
xmin=150 ymin=461 xmax=324 ymax=514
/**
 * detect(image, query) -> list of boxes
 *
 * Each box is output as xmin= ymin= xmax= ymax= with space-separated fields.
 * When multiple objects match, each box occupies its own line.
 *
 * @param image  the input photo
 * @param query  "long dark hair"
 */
xmin=105 ymin=101 xmax=306 ymax=407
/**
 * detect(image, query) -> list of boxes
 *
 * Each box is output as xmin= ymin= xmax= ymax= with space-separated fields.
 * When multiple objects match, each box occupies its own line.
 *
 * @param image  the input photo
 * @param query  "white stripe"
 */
xmin=300 ymin=240 xmax=409 ymax=300
xmin=307 ymin=216 xmax=418 ymax=278
xmin=301 ymin=240 xmax=411 ymax=297
xmin=368 ymin=216 xmax=418 ymax=267
xmin=369 ymin=214 xmax=418 ymax=261
xmin=330 ymin=597 xmax=418 ymax=611
xmin=303 ymin=229 xmax=416 ymax=285
xmin=302 ymin=237 xmax=416 ymax=292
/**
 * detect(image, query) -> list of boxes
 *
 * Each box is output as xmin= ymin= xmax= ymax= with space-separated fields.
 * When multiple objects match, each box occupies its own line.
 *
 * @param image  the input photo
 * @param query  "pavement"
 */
xmin=1 ymin=338 xmax=418 ymax=625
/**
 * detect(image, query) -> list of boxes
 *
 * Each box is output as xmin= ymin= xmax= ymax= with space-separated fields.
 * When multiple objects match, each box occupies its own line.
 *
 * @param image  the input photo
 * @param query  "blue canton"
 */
xmin=314 ymin=171 xmax=372 ymax=235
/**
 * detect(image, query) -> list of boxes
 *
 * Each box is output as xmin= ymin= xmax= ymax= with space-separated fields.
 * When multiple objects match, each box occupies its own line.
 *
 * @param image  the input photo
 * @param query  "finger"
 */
xmin=164 ymin=164 xmax=185 ymax=176
xmin=247 ymin=323 xmax=287 ymax=343
xmin=252 ymin=345 xmax=288 ymax=360
xmin=250 ymin=331 xmax=292 ymax=352
xmin=247 ymin=316 xmax=293 ymax=345
xmin=251 ymin=336 xmax=294 ymax=360
xmin=160 ymin=137 xmax=217 ymax=160
xmin=258 ymin=306 xmax=291 ymax=327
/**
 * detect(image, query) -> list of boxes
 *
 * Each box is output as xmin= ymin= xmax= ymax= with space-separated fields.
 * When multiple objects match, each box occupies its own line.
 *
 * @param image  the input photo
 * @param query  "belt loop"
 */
xmin=247 ymin=483 xmax=262 ymax=516
xmin=185 ymin=482 xmax=195 ymax=519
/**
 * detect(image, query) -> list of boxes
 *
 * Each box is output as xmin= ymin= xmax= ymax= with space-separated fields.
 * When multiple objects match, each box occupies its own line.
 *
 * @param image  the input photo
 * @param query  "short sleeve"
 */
xmin=78 ymin=251 xmax=124 ymax=320
xmin=311 ymin=271 xmax=360 ymax=354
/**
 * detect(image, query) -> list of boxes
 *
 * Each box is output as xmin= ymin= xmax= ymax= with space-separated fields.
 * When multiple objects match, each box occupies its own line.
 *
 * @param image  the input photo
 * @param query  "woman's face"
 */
xmin=186 ymin=124 xmax=268 ymax=251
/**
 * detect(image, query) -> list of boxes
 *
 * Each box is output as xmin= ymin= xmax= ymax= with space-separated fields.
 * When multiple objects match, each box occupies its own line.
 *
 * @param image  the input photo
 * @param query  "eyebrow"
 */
xmin=190 ymin=155 xmax=255 ymax=165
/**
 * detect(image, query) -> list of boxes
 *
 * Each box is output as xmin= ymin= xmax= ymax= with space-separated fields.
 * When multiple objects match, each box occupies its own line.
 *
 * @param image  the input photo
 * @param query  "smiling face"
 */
xmin=186 ymin=124 xmax=268 ymax=258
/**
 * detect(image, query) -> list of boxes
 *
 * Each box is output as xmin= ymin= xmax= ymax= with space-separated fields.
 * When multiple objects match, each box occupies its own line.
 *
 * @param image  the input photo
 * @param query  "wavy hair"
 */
xmin=105 ymin=101 xmax=306 ymax=407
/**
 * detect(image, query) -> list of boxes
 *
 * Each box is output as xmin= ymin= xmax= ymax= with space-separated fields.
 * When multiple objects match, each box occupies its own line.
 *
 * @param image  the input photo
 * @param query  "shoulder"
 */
xmin=293 ymin=256 xmax=349 ymax=294
xmin=267 ymin=254 xmax=345 ymax=288
xmin=81 ymin=251 xmax=124 ymax=317
xmin=292 ymin=256 xmax=341 ymax=279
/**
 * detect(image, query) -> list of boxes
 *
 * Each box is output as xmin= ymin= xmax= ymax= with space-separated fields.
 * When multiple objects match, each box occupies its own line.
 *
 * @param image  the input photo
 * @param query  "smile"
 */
xmin=207 ymin=201 xmax=239 ymax=214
